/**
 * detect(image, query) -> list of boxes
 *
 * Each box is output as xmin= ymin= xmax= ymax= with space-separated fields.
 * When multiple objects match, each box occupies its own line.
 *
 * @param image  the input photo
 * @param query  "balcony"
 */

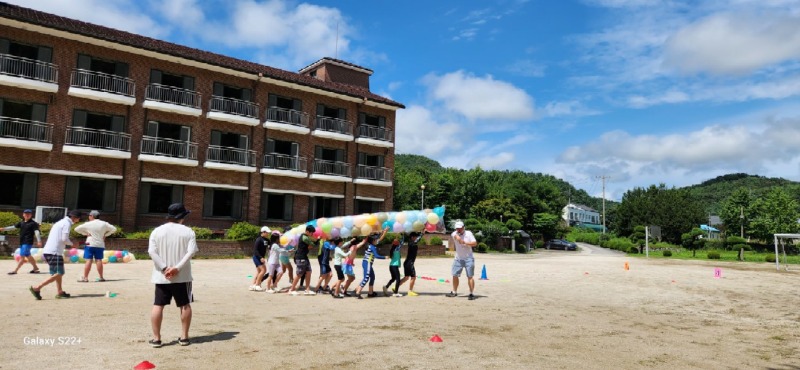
xmin=62 ymin=127 xmax=132 ymax=159
xmin=143 ymin=84 xmax=202 ymax=116
xmin=68 ymin=69 xmax=135 ymax=106
xmin=206 ymin=96 xmax=260 ymax=126
xmin=355 ymin=125 xmax=394 ymax=148
xmin=312 ymin=116 xmax=354 ymax=142
xmin=310 ymin=159 xmax=351 ymax=182
xmin=138 ymin=136 xmax=198 ymax=167
xmin=260 ymin=153 xmax=308 ymax=178
xmin=263 ymin=107 xmax=310 ymax=134
xmin=0 ymin=116 xmax=53 ymax=151
xmin=354 ymin=165 xmax=393 ymax=187
xmin=204 ymin=146 xmax=257 ymax=173
xmin=0 ymin=53 xmax=58 ymax=93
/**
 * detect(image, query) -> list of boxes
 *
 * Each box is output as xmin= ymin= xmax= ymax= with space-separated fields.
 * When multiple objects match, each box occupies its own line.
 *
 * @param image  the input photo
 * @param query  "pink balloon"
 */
xmin=313 ymin=229 xmax=324 ymax=239
xmin=425 ymin=222 xmax=437 ymax=232
xmin=393 ymin=221 xmax=404 ymax=233
xmin=114 ymin=251 xmax=123 ymax=258
xmin=69 ymin=248 xmax=78 ymax=256
xmin=14 ymin=255 xmax=21 ymax=262
xmin=330 ymin=227 xmax=340 ymax=238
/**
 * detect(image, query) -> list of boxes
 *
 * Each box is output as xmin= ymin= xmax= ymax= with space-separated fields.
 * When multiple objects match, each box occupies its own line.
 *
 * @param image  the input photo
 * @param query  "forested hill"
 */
xmin=393 ymin=154 xmax=611 ymax=221
xmin=684 ymin=173 xmax=800 ymax=214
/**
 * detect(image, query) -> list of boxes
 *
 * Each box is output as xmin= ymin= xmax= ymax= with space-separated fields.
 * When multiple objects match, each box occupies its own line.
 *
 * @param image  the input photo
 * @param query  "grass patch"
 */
xmin=627 ymin=249 xmax=800 ymax=264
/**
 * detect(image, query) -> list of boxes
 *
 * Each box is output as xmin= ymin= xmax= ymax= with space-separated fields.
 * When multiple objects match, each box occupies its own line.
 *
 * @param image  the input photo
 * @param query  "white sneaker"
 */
xmin=266 ymin=289 xmax=275 ymax=294
xmin=289 ymin=291 xmax=300 ymax=296
xmin=304 ymin=290 xmax=316 ymax=295
xmin=393 ymin=293 xmax=403 ymax=297
xmin=248 ymin=285 xmax=256 ymax=291
xmin=253 ymin=286 xmax=264 ymax=292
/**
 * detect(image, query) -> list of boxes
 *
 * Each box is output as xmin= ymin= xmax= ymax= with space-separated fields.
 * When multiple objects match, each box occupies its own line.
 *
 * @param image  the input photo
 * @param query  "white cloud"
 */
xmin=663 ymin=13 xmax=800 ymax=75
xmin=423 ymin=70 xmax=535 ymax=121
xmin=540 ymin=100 xmax=601 ymax=118
xmin=5 ymin=0 xmax=168 ymax=38
xmin=473 ymin=152 xmax=515 ymax=169
xmin=395 ymin=106 xmax=463 ymax=157
xmin=505 ymin=59 xmax=546 ymax=77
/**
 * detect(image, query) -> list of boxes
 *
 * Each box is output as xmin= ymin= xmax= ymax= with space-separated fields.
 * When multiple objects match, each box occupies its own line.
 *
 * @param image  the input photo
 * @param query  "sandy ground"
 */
xmin=2 ymin=243 xmax=799 ymax=370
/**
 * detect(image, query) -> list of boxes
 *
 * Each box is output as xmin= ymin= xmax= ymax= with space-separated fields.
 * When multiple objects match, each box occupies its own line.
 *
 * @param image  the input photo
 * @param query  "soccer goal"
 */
xmin=773 ymin=234 xmax=800 ymax=271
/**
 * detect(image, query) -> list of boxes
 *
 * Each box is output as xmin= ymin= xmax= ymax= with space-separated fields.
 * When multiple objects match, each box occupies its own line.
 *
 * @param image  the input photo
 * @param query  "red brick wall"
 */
xmin=0 ymin=23 xmax=398 ymax=232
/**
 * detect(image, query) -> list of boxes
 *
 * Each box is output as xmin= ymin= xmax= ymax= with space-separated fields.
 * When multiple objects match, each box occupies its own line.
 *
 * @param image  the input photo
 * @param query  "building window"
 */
xmin=316 ymin=104 xmax=346 ymax=120
xmin=72 ymin=110 xmax=125 ymax=132
xmin=268 ymin=94 xmax=301 ymax=111
xmin=212 ymin=82 xmax=252 ymax=101
xmin=309 ymin=197 xmax=340 ymax=219
xmin=358 ymin=152 xmax=384 ymax=167
xmin=356 ymin=200 xmax=381 ymax=214
xmin=64 ymin=177 xmax=117 ymax=212
xmin=0 ymin=99 xmax=47 ymax=122
xmin=316 ymin=146 xmax=345 ymax=162
xmin=76 ymin=54 xmax=129 ymax=77
xmin=203 ymin=188 xmax=244 ymax=218
xmin=150 ymin=69 xmax=194 ymax=90
xmin=359 ymin=112 xmax=386 ymax=128
xmin=138 ymin=183 xmax=183 ymax=214
xmin=261 ymin=193 xmax=293 ymax=221
xmin=0 ymin=171 xmax=37 ymax=207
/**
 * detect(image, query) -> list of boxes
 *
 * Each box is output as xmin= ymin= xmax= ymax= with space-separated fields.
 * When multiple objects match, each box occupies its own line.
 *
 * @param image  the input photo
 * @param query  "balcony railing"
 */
xmin=312 ymin=159 xmax=350 ymax=177
xmin=263 ymin=153 xmax=307 ymax=172
xmin=206 ymin=146 xmax=256 ymax=167
xmin=70 ymin=69 xmax=135 ymax=97
xmin=145 ymin=84 xmax=201 ymax=108
xmin=64 ymin=126 xmax=131 ymax=152
xmin=356 ymin=165 xmax=392 ymax=182
xmin=209 ymin=96 xmax=259 ymax=118
xmin=0 ymin=53 xmax=58 ymax=83
xmin=358 ymin=125 xmax=393 ymax=142
xmin=0 ymin=116 xmax=53 ymax=143
xmin=140 ymin=136 xmax=197 ymax=159
xmin=265 ymin=107 xmax=308 ymax=128
xmin=314 ymin=116 xmax=352 ymax=136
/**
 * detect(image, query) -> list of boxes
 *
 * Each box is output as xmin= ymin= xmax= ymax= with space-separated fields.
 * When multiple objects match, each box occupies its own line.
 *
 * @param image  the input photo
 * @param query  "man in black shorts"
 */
xmin=397 ymin=232 xmax=422 ymax=296
xmin=288 ymin=225 xmax=316 ymax=296
xmin=147 ymin=203 xmax=198 ymax=348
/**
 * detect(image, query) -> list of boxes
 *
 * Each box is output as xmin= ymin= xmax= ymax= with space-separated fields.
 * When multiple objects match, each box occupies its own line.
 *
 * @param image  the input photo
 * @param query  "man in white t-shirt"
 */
xmin=147 ymin=203 xmax=198 ymax=348
xmin=29 ymin=210 xmax=82 ymax=300
xmin=446 ymin=221 xmax=478 ymax=300
xmin=75 ymin=210 xmax=117 ymax=282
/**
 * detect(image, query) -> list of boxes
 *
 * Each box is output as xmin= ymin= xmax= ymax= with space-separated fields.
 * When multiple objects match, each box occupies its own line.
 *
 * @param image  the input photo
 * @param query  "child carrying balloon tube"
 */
xmin=383 ymin=235 xmax=404 ymax=297
xmin=329 ymin=237 xmax=354 ymax=298
xmin=355 ymin=227 xmax=389 ymax=299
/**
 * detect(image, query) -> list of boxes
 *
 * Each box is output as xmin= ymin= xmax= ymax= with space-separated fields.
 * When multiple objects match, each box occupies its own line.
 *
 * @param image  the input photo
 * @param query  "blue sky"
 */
xmin=12 ymin=0 xmax=800 ymax=200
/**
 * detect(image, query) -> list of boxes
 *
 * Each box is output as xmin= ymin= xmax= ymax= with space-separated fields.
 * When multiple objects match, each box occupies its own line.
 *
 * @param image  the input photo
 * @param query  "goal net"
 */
xmin=773 ymin=233 xmax=800 ymax=271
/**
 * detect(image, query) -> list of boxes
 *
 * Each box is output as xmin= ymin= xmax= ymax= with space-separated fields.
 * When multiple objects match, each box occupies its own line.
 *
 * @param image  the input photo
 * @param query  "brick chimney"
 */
xmin=299 ymin=57 xmax=372 ymax=89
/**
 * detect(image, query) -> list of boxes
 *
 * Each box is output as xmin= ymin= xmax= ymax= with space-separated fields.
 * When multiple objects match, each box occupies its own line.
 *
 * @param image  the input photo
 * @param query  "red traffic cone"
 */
xmin=134 ymin=361 xmax=156 ymax=370
xmin=429 ymin=334 xmax=443 ymax=342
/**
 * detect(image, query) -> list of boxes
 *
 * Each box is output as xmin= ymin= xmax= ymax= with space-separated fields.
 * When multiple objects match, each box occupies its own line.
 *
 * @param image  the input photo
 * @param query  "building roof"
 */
xmin=299 ymin=57 xmax=373 ymax=75
xmin=0 ymin=2 xmax=404 ymax=109
xmin=565 ymin=203 xmax=598 ymax=213
xmin=700 ymin=224 xmax=720 ymax=232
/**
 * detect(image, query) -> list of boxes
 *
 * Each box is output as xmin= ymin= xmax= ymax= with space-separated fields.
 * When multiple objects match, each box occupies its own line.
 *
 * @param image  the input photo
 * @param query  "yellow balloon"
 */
xmin=332 ymin=217 xmax=344 ymax=228
xmin=280 ymin=235 xmax=289 ymax=245
xmin=427 ymin=213 xmax=440 ymax=224
xmin=361 ymin=224 xmax=372 ymax=236
xmin=351 ymin=226 xmax=361 ymax=237
xmin=396 ymin=212 xmax=407 ymax=224
xmin=353 ymin=215 xmax=366 ymax=228
xmin=366 ymin=214 xmax=378 ymax=226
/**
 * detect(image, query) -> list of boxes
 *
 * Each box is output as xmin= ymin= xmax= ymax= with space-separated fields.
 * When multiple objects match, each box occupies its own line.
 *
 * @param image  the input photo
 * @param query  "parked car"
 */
xmin=545 ymin=239 xmax=578 ymax=251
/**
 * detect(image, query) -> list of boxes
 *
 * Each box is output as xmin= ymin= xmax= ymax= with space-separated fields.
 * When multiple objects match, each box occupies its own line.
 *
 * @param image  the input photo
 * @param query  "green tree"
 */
xmin=719 ymin=188 xmax=753 ymax=238
xmin=614 ymin=184 xmax=704 ymax=244
xmin=532 ymin=213 xmax=561 ymax=240
xmin=469 ymin=198 xmax=526 ymax=223
xmin=681 ymin=227 xmax=705 ymax=257
xmin=748 ymin=187 xmax=800 ymax=241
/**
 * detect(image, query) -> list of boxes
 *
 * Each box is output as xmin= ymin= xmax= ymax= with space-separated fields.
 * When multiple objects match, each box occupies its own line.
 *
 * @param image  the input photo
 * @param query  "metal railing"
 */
xmin=358 ymin=125 xmax=393 ymax=142
xmin=0 ymin=53 xmax=58 ymax=83
xmin=70 ymin=69 xmax=135 ymax=97
xmin=265 ymin=107 xmax=308 ymax=128
xmin=263 ymin=153 xmax=307 ymax=172
xmin=206 ymin=145 xmax=256 ymax=167
xmin=314 ymin=116 xmax=352 ymax=136
xmin=64 ymin=126 xmax=131 ymax=151
xmin=356 ymin=165 xmax=392 ymax=182
xmin=209 ymin=96 xmax=259 ymax=118
xmin=0 ymin=116 xmax=52 ymax=143
xmin=145 ymin=83 xmax=201 ymax=108
xmin=312 ymin=159 xmax=350 ymax=177
xmin=140 ymin=136 xmax=197 ymax=159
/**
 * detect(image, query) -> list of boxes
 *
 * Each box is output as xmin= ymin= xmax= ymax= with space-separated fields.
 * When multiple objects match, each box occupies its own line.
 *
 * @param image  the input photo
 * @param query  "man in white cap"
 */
xmin=447 ymin=221 xmax=478 ymax=300
xmin=250 ymin=226 xmax=270 ymax=291
xmin=75 ymin=210 xmax=117 ymax=282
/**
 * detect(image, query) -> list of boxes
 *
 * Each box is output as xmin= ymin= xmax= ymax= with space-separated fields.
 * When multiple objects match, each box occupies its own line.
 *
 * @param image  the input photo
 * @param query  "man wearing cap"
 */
xmin=250 ymin=226 xmax=270 ymax=291
xmin=29 ymin=210 xmax=82 ymax=300
xmin=4 ymin=209 xmax=42 ymax=275
xmin=447 ymin=221 xmax=478 ymax=300
xmin=75 ymin=210 xmax=117 ymax=282
xmin=147 ymin=203 xmax=198 ymax=348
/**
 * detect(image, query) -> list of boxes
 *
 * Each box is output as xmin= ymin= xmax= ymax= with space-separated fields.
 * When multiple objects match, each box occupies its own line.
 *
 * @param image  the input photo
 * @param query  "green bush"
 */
xmin=428 ymin=236 xmax=443 ymax=246
xmin=707 ymin=251 xmax=721 ymax=259
xmin=126 ymin=229 xmax=153 ymax=239
xmin=726 ymin=236 xmax=747 ymax=247
xmin=0 ymin=211 xmax=20 ymax=234
xmin=534 ymin=240 xmax=544 ymax=249
xmin=704 ymin=240 xmax=724 ymax=250
xmin=476 ymin=242 xmax=488 ymax=253
xmin=732 ymin=243 xmax=751 ymax=251
xmin=192 ymin=226 xmax=214 ymax=240
xmin=765 ymin=254 xmax=776 ymax=263
xmin=225 ymin=222 xmax=258 ymax=241
xmin=662 ymin=250 xmax=672 ymax=257
xmin=628 ymin=246 xmax=639 ymax=254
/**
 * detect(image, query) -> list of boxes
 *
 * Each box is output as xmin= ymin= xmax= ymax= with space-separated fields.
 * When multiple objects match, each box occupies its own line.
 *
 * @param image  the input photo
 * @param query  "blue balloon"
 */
xmin=434 ymin=206 xmax=445 ymax=217
xmin=343 ymin=216 xmax=354 ymax=229
xmin=406 ymin=212 xmax=417 ymax=222
xmin=109 ymin=256 xmax=118 ymax=263
xmin=70 ymin=255 xmax=79 ymax=263
xmin=307 ymin=219 xmax=318 ymax=227
xmin=122 ymin=250 xmax=129 ymax=257
xmin=382 ymin=220 xmax=392 ymax=230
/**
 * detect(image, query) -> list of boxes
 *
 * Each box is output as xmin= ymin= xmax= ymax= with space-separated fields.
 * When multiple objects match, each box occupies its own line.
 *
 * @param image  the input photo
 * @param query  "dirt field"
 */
xmin=3 ymin=244 xmax=799 ymax=369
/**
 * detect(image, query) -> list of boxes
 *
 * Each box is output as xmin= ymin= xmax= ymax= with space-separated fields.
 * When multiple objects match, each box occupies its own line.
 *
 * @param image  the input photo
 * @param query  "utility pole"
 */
xmin=739 ymin=206 xmax=744 ymax=238
xmin=597 ymin=175 xmax=610 ymax=234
